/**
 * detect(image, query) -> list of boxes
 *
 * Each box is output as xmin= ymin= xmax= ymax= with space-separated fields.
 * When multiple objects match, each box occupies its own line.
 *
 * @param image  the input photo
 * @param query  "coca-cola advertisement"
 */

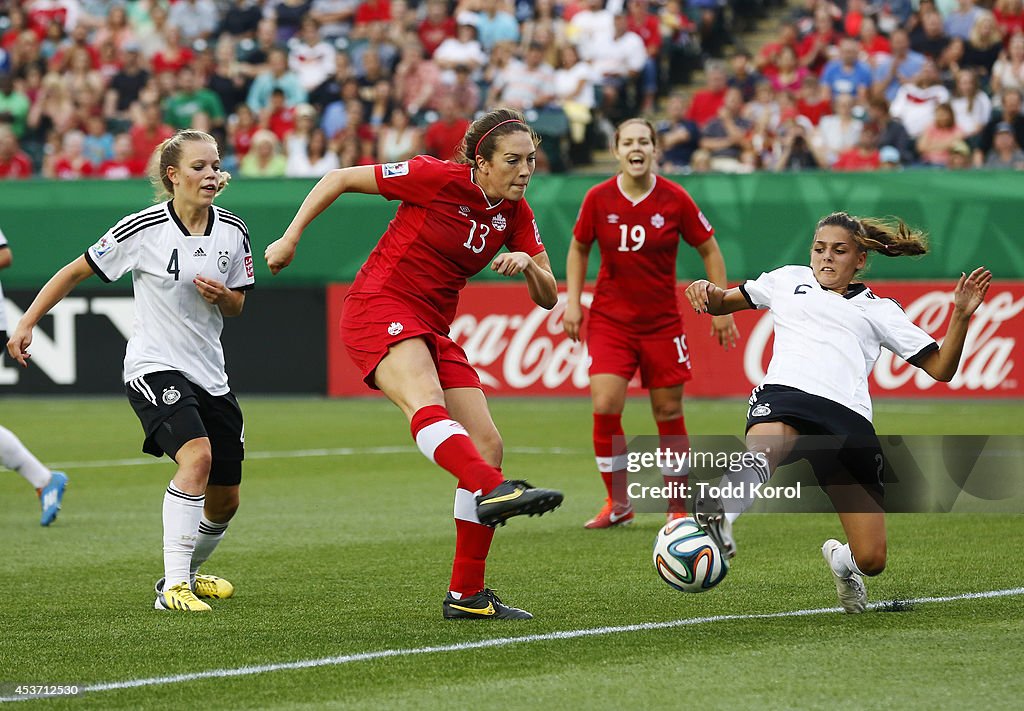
xmin=326 ymin=282 xmax=1024 ymax=398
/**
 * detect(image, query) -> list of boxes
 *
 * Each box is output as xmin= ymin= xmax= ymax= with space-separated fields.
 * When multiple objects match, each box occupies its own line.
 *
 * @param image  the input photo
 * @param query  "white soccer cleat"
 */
xmin=822 ymin=539 xmax=867 ymax=614
xmin=694 ymin=495 xmax=736 ymax=559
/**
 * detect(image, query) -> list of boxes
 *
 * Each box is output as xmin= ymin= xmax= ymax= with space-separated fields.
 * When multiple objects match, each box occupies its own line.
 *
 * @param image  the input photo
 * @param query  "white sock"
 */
xmin=190 ymin=516 xmax=229 ymax=583
xmin=722 ymin=457 xmax=772 ymax=524
xmin=0 ymin=425 xmax=52 ymax=489
xmin=448 ymin=591 xmax=463 ymax=600
xmin=162 ymin=482 xmax=204 ymax=589
xmin=830 ymin=542 xmax=864 ymax=578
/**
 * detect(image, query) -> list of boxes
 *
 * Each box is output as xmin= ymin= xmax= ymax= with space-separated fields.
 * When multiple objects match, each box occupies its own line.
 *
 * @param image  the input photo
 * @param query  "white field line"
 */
xmin=46 ymin=446 xmax=588 ymax=470
xmin=1 ymin=587 xmax=1021 ymax=703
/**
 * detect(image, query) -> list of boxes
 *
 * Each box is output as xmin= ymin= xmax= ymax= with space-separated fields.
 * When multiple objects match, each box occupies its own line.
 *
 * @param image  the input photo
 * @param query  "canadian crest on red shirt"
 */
xmin=491 ymin=213 xmax=507 ymax=231
xmin=651 ymin=213 xmax=665 ymax=228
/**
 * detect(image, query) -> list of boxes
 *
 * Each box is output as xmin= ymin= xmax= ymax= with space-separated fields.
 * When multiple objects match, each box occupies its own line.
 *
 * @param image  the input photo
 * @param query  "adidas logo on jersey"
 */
xmin=194 ymin=247 xmax=206 ymax=257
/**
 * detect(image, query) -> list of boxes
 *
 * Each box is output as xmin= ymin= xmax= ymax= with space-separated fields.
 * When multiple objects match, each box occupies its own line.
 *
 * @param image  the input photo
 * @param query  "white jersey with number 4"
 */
xmin=84 ymin=202 xmax=254 ymax=395
xmin=739 ymin=265 xmax=937 ymax=422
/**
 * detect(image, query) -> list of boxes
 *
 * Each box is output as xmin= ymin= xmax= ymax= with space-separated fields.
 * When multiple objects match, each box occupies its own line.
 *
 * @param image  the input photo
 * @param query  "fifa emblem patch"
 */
xmin=750 ymin=403 xmax=771 ymax=417
xmin=162 ymin=387 xmax=181 ymax=405
xmin=218 ymin=251 xmax=230 ymax=273
xmin=651 ymin=213 xmax=665 ymax=228
xmin=698 ymin=210 xmax=712 ymax=232
xmin=532 ymin=218 xmax=542 ymax=244
xmin=491 ymin=213 xmax=507 ymax=231
xmin=244 ymin=255 xmax=253 ymax=278
xmin=388 ymin=322 xmax=404 ymax=336
xmin=382 ymin=161 xmax=409 ymax=178
xmin=91 ymin=235 xmax=115 ymax=258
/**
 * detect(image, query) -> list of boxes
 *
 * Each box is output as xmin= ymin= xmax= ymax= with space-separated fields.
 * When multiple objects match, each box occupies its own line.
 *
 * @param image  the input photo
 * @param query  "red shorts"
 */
xmin=587 ymin=315 xmax=692 ymax=389
xmin=340 ymin=293 xmax=481 ymax=391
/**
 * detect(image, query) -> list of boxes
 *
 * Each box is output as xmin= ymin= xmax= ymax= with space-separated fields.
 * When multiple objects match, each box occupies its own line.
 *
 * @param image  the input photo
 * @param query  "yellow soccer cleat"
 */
xmin=154 ymin=582 xmax=212 ymax=612
xmin=193 ymin=573 xmax=234 ymax=599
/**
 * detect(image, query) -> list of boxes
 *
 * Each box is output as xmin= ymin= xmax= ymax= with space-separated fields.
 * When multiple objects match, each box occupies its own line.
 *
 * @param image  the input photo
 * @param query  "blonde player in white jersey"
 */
xmin=7 ymin=130 xmax=255 ymax=612
xmin=1 ymin=226 xmax=69 ymax=526
xmin=684 ymin=211 xmax=991 ymax=613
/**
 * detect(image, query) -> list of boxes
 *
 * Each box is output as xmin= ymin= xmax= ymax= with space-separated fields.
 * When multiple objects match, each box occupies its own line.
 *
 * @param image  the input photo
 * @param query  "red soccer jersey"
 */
xmin=353 ymin=155 xmax=545 ymax=333
xmin=573 ymin=175 xmax=713 ymax=333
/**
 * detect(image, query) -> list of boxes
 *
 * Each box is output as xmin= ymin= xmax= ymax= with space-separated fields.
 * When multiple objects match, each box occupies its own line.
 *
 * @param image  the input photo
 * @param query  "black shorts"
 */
xmin=126 ymin=371 xmax=244 ymax=482
xmin=746 ymin=384 xmax=884 ymax=500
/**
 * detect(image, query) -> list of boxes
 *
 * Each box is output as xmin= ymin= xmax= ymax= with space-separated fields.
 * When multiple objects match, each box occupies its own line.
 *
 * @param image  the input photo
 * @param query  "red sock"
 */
xmin=594 ymin=413 xmax=628 ymax=506
xmin=450 ymin=517 xmax=494 ymax=596
xmin=411 ymin=405 xmax=503 ymax=494
xmin=658 ymin=416 xmax=689 ymax=515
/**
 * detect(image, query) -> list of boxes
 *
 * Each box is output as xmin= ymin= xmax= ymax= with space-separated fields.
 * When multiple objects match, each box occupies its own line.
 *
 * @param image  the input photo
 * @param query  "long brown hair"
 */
xmin=816 ymin=211 xmax=929 ymax=257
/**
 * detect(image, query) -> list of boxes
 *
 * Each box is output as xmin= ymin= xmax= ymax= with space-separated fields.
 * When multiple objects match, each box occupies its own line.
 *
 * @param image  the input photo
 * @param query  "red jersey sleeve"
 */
xmin=571 ymin=188 xmax=597 ymax=245
xmin=374 ymin=155 xmax=448 ymax=206
xmin=504 ymin=199 xmax=545 ymax=257
xmin=674 ymin=184 xmax=714 ymax=247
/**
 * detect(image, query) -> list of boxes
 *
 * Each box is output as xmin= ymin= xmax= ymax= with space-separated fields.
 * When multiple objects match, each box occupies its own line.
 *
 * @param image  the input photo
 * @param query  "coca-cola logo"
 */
xmin=743 ymin=288 xmax=1024 ymax=392
xmin=450 ymin=294 xmax=593 ymax=390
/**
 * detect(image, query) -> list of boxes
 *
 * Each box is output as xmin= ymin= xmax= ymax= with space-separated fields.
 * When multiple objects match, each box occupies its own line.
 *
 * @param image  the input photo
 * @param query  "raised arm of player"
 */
xmin=264 ymin=165 xmax=380 ymax=275
xmin=695 ymin=237 xmax=740 ymax=349
xmin=6 ymin=255 xmax=95 ymax=367
xmin=563 ymin=238 xmax=591 ymax=342
xmin=684 ymin=278 xmax=753 ymax=317
xmin=916 ymin=267 xmax=992 ymax=382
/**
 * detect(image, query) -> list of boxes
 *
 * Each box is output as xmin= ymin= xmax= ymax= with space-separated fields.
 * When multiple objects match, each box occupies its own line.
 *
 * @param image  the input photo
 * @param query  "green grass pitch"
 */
xmin=2 ymin=397 xmax=1022 ymax=709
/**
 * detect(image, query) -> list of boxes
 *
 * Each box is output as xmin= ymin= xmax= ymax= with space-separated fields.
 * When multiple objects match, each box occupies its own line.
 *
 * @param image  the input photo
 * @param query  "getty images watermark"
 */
xmin=625 ymin=447 xmax=802 ymax=504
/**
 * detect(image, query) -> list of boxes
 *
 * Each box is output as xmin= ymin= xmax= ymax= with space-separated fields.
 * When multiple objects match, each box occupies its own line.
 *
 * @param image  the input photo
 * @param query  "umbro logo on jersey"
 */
xmin=388 ymin=322 xmax=404 ymax=336
xmin=162 ymin=387 xmax=181 ymax=405
xmin=607 ymin=214 xmax=620 ymax=224
xmin=750 ymin=403 xmax=771 ymax=417
xmin=194 ymin=247 xmax=207 ymax=257
xmin=459 ymin=205 xmax=471 ymax=216
xmin=491 ymin=213 xmax=507 ymax=231
xmin=651 ymin=213 xmax=665 ymax=228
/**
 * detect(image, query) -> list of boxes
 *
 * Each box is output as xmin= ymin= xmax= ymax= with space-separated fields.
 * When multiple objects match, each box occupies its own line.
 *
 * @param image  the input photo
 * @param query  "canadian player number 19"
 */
xmin=617 ymin=225 xmax=646 ymax=252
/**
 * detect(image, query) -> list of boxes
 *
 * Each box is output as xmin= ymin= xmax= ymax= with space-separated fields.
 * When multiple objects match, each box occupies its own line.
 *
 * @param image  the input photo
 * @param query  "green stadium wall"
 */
xmin=1 ymin=171 xmax=1022 ymax=289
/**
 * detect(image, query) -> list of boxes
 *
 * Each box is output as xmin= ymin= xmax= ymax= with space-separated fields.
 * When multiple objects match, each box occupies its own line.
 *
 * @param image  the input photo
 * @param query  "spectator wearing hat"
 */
xmin=974 ymin=88 xmax=1024 ymax=165
xmin=947 ymin=140 xmax=974 ymax=169
xmin=984 ymin=121 xmax=1024 ymax=168
xmin=878 ymin=145 xmax=903 ymax=169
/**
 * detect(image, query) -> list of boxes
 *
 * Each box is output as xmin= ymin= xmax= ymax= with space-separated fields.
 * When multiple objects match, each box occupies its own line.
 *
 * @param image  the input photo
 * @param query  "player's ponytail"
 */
xmin=817 ymin=212 xmax=928 ymax=258
xmin=149 ymin=129 xmax=230 ymax=202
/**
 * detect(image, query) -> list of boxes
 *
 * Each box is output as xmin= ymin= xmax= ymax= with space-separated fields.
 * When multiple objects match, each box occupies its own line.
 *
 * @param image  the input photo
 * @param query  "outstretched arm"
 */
xmin=264 ymin=165 xmax=379 ymax=275
xmin=7 ymin=255 xmax=95 ymax=366
xmin=916 ymin=267 xmax=992 ymax=382
xmin=683 ymin=278 xmax=754 ymax=316
xmin=695 ymin=236 xmax=740 ymax=349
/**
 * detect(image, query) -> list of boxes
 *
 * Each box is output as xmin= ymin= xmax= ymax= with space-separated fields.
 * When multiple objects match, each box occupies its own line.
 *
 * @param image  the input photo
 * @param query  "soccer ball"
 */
xmin=652 ymin=517 xmax=729 ymax=593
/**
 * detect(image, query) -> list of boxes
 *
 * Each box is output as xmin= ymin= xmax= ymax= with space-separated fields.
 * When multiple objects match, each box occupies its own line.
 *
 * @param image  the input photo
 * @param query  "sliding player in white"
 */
xmin=7 ymin=130 xmax=254 ymax=611
xmin=684 ymin=211 xmax=991 ymax=613
xmin=0 ymin=225 xmax=68 ymax=526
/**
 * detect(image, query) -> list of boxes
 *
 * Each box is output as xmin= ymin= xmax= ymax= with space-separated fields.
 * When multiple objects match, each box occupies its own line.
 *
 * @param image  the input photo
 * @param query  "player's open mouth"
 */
xmin=628 ymin=155 xmax=645 ymax=166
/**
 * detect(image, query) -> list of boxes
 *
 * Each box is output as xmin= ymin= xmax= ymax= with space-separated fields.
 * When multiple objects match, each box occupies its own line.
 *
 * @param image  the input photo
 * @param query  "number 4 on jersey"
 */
xmin=166 ymin=248 xmax=180 ymax=281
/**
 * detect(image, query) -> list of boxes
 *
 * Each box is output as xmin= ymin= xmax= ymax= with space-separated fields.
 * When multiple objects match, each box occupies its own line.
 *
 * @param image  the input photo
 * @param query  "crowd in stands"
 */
xmin=0 ymin=0 xmax=754 ymax=178
xmin=0 ymin=1 xmax=1021 ymax=180
xmin=658 ymin=0 xmax=1024 ymax=173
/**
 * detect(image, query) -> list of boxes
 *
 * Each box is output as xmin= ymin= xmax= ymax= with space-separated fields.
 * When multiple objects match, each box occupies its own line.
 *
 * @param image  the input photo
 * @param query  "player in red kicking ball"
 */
xmin=265 ymin=108 xmax=563 ymax=620
xmin=564 ymin=118 xmax=738 ymax=529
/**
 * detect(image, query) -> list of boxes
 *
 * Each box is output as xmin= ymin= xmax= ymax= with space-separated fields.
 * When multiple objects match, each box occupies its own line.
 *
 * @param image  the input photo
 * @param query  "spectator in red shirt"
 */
xmin=995 ymin=0 xmax=1024 ymax=42
xmin=353 ymin=0 xmax=393 ymax=40
xmin=757 ymin=22 xmax=799 ymax=77
xmin=48 ymin=23 xmax=100 ymax=73
xmin=97 ymin=133 xmax=146 ymax=178
xmin=130 ymin=101 xmax=175 ymax=163
xmin=151 ymin=26 xmax=196 ymax=76
xmin=424 ymin=96 xmax=470 ymax=161
xmin=418 ymin=0 xmax=457 ymax=57
xmin=46 ymin=128 xmax=95 ymax=179
xmin=0 ymin=127 xmax=34 ymax=179
xmin=858 ymin=17 xmax=891 ymax=64
xmin=796 ymin=75 xmax=832 ymax=125
xmin=833 ymin=125 xmax=882 ymax=170
xmin=686 ymin=60 xmax=729 ymax=128
xmin=799 ymin=8 xmax=838 ymax=75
